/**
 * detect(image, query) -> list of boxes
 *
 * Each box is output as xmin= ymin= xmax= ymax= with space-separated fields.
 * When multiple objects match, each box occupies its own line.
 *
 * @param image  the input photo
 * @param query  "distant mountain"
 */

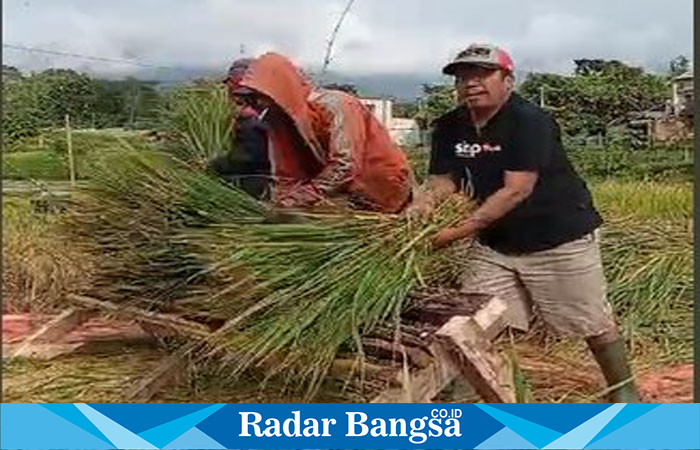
xmin=8 ymin=60 xmax=530 ymax=101
xmin=319 ymin=71 xmax=445 ymax=101
xmin=126 ymin=65 xmax=445 ymax=101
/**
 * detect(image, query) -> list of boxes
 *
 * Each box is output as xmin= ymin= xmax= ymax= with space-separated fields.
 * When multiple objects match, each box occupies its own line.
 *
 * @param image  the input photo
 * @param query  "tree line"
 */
xmin=2 ymin=65 xmax=161 ymax=144
xmin=416 ymin=56 xmax=690 ymax=138
xmin=2 ymin=56 xmax=691 ymax=145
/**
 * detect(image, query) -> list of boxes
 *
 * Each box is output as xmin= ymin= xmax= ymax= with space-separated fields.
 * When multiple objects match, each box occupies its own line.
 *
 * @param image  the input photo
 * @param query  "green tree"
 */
xmin=519 ymin=60 xmax=669 ymax=136
xmin=2 ymin=64 xmax=22 ymax=80
xmin=2 ymin=70 xmax=51 ymax=144
xmin=414 ymin=83 xmax=456 ymax=129
xmin=669 ymin=55 xmax=690 ymax=77
xmin=393 ymin=101 xmax=419 ymax=119
xmin=34 ymin=69 xmax=99 ymax=128
xmin=91 ymin=78 xmax=162 ymax=128
xmin=2 ymin=68 xmax=164 ymax=144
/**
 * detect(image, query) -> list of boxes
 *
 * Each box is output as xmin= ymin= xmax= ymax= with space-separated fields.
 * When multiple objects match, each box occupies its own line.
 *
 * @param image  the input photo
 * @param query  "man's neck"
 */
xmin=466 ymin=92 xmax=513 ymax=128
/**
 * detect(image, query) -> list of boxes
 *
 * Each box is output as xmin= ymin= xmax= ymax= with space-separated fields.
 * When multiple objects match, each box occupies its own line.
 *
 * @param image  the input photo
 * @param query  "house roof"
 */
xmin=674 ymin=70 xmax=693 ymax=81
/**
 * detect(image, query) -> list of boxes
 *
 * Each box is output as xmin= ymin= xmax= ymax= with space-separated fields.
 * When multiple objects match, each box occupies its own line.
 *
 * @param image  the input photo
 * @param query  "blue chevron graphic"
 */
xmin=476 ymin=404 xmax=563 ymax=448
xmin=1 ymin=404 xmax=114 ymax=449
xmin=586 ymin=403 xmax=659 ymax=445
xmin=543 ymin=403 xmax=624 ymax=449
xmin=89 ymin=403 xmax=216 ymax=434
xmin=475 ymin=426 xmax=537 ymax=449
xmin=586 ymin=404 xmax=700 ymax=449
xmin=138 ymin=403 xmax=226 ymax=448
xmin=41 ymin=403 xmax=114 ymax=446
xmin=75 ymin=404 xmax=157 ymax=449
xmin=486 ymin=404 xmax=611 ymax=434
xmin=163 ymin=427 xmax=226 ymax=449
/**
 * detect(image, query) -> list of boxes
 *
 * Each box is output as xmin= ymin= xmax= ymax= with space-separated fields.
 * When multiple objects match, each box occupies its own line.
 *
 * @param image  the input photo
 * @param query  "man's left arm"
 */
xmin=433 ymin=108 xmax=555 ymax=247
xmin=433 ymin=170 xmax=537 ymax=247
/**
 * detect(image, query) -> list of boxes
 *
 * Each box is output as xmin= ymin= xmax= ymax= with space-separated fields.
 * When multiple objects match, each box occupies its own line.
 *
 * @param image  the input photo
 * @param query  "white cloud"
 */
xmin=2 ymin=0 xmax=692 ymax=79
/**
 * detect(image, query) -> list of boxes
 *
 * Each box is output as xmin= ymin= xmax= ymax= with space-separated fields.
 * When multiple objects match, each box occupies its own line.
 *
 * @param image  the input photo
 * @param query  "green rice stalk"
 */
xmin=159 ymin=83 xmax=237 ymax=168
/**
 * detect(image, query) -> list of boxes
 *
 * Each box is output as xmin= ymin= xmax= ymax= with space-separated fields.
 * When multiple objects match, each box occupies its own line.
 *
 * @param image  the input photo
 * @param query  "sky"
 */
xmin=3 ymin=0 xmax=694 ymax=88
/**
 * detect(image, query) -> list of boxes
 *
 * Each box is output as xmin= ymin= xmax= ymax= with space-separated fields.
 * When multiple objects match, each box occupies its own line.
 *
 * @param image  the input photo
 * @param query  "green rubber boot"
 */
xmin=589 ymin=339 xmax=640 ymax=403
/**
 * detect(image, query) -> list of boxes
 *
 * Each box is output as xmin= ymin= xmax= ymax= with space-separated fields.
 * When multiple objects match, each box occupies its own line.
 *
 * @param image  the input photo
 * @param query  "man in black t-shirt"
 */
xmin=408 ymin=43 xmax=639 ymax=402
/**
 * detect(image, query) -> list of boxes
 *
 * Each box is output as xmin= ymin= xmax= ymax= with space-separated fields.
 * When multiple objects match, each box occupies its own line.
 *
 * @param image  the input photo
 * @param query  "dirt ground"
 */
xmin=637 ymin=364 xmax=694 ymax=403
xmin=2 ymin=313 xmax=694 ymax=403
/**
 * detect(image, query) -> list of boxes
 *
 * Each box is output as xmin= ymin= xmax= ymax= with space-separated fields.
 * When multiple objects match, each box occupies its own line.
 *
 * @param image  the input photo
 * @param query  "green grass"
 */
xmin=592 ymin=179 xmax=693 ymax=365
xmin=3 ymin=150 xmax=69 ymax=180
xmin=5 ymin=128 xmax=149 ymax=154
xmin=2 ymin=130 xmax=154 ymax=180
xmin=592 ymin=180 xmax=692 ymax=221
xmin=568 ymin=144 xmax=693 ymax=182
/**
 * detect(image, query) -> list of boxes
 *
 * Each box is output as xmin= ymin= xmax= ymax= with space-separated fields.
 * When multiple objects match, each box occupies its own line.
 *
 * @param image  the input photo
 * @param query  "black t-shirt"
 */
xmin=429 ymin=93 xmax=602 ymax=254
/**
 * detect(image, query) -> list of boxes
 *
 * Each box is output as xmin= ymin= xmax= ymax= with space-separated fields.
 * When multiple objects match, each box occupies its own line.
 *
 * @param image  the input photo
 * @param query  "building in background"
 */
xmin=359 ymin=97 xmax=421 ymax=147
xmin=620 ymin=70 xmax=694 ymax=146
xmin=671 ymin=70 xmax=693 ymax=118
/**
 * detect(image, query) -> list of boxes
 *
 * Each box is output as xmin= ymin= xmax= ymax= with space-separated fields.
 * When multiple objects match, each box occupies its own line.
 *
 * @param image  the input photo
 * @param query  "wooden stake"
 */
xmin=65 ymin=114 xmax=76 ymax=186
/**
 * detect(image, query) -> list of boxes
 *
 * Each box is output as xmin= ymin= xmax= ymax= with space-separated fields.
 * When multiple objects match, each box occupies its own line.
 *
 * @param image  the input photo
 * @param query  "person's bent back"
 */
xmin=238 ymin=53 xmax=411 ymax=212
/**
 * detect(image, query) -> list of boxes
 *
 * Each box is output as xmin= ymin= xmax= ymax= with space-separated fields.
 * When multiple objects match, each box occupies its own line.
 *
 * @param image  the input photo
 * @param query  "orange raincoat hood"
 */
xmin=239 ymin=53 xmax=410 ymax=212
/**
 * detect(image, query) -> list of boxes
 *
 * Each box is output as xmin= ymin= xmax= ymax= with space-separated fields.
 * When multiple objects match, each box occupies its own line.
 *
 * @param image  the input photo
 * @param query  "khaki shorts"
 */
xmin=459 ymin=229 xmax=616 ymax=338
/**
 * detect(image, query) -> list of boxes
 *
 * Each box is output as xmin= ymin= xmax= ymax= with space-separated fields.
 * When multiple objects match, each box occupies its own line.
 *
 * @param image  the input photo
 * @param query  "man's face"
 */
xmin=454 ymin=65 xmax=513 ymax=109
xmin=232 ymin=91 xmax=281 ymax=120
xmin=225 ymin=79 xmax=242 ymax=101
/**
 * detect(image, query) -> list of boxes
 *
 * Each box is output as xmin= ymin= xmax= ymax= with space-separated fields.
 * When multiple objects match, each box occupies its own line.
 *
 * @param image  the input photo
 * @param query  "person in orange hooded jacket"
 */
xmin=233 ymin=53 xmax=411 ymax=213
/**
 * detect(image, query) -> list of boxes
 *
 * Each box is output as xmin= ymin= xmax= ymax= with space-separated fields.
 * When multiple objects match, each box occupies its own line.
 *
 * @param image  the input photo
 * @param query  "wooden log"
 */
xmin=472 ymin=296 xmax=509 ymax=341
xmin=435 ymin=316 xmax=515 ymax=403
xmin=68 ymin=294 xmax=210 ymax=338
xmin=370 ymin=294 xmax=512 ymax=403
xmin=361 ymin=338 xmax=433 ymax=369
xmin=60 ymin=290 xmax=513 ymax=403
xmin=402 ymin=289 xmax=492 ymax=326
xmin=10 ymin=308 xmax=96 ymax=359
xmin=370 ymin=341 xmax=460 ymax=403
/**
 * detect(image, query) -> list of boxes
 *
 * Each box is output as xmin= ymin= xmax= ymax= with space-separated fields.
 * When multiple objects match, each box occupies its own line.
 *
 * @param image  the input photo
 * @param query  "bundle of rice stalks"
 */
xmin=3 ymin=346 xmax=170 ymax=402
xmin=600 ymin=218 xmax=693 ymax=362
xmin=500 ymin=340 xmax=603 ymax=403
xmin=158 ymin=83 xmax=237 ymax=167
xmin=3 ymin=198 xmax=94 ymax=313
xmin=66 ymin=141 xmax=475 ymax=396
xmin=66 ymin=143 xmax=270 ymax=309
xmin=185 ymin=196 xmax=471 ymax=395
xmin=592 ymin=180 xmax=693 ymax=363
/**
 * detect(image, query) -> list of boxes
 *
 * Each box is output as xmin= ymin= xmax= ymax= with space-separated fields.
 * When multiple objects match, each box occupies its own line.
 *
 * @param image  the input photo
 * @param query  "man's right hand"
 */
xmin=405 ymin=175 xmax=458 ymax=221
xmin=405 ymin=191 xmax=436 ymax=222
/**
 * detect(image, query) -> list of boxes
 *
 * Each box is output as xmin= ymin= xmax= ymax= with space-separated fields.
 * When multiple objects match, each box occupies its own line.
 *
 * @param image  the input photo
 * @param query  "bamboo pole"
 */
xmin=65 ymin=114 xmax=76 ymax=186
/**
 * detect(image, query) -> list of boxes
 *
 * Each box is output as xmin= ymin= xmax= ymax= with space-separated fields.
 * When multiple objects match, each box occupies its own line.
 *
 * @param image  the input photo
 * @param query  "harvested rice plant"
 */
xmin=2 ymin=82 xmax=694 ymax=403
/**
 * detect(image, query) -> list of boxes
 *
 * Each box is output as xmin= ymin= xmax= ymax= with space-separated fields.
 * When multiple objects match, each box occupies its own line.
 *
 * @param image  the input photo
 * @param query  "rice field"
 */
xmin=2 ymin=87 xmax=693 ymax=402
xmin=4 ymin=173 xmax=691 ymax=402
xmin=3 ymin=197 xmax=94 ymax=314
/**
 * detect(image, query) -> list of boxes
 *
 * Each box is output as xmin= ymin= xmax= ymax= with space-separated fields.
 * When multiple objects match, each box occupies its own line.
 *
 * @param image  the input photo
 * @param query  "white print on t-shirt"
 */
xmin=454 ymin=141 xmax=502 ymax=158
